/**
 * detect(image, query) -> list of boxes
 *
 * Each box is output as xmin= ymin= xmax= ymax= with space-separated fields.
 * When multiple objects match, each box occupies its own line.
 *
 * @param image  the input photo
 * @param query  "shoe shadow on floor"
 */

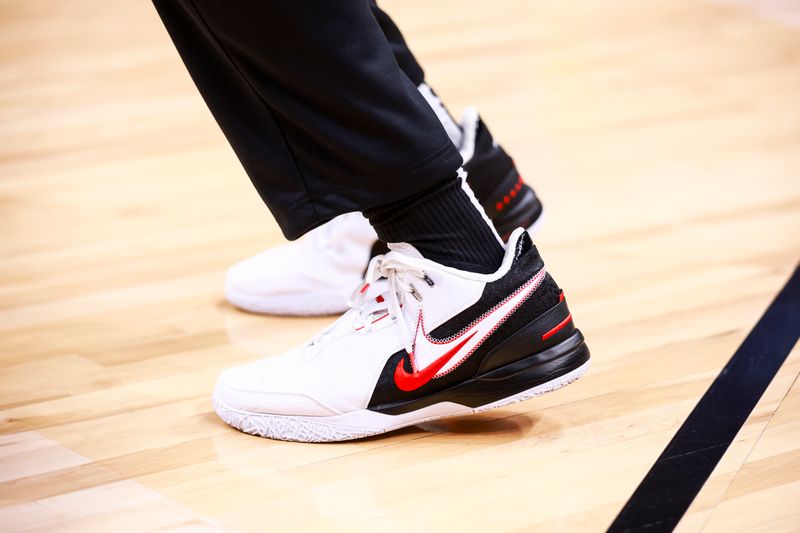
xmin=357 ymin=411 xmax=562 ymax=445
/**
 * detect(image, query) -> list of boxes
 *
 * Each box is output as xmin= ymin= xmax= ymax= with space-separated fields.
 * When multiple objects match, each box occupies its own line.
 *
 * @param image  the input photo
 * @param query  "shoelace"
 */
xmin=309 ymin=254 xmax=434 ymax=352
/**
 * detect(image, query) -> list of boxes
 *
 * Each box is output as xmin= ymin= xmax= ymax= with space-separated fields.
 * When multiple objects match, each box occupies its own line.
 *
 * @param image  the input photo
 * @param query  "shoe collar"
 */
xmin=383 ymin=227 xmax=529 ymax=284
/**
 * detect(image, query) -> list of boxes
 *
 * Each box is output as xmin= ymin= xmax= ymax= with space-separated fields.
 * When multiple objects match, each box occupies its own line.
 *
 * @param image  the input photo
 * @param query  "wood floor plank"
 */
xmin=1 ymin=0 xmax=799 ymax=530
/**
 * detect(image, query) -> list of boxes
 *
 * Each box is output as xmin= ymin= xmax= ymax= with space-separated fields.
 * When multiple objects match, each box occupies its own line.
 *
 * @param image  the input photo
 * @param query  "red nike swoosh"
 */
xmin=394 ymin=331 xmax=477 ymax=392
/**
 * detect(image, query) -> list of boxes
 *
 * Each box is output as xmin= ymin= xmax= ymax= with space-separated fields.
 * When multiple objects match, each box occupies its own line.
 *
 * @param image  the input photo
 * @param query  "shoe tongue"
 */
xmin=385 ymin=242 xmax=425 ymax=260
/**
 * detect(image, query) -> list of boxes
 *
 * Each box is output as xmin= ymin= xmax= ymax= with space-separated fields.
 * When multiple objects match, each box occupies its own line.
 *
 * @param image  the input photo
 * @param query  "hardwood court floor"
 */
xmin=1 ymin=0 xmax=799 ymax=531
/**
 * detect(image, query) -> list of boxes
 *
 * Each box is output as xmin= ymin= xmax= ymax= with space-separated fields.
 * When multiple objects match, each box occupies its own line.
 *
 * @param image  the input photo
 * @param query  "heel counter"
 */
xmin=510 ymin=239 xmax=563 ymax=323
xmin=534 ymin=271 xmax=576 ymax=347
xmin=478 ymin=279 xmax=577 ymax=374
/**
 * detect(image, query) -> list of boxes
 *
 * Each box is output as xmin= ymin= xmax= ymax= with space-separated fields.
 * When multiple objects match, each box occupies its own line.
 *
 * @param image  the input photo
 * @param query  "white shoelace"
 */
xmin=309 ymin=254 xmax=433 ymax=353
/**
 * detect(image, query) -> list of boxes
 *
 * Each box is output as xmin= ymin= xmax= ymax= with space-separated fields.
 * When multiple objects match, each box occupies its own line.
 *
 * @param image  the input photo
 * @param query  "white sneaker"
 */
xmin=213 ymin=229 xmax=589 ymax=442
xmin=224 ymin=108 xmax=545 ymax=316
xmin=224 ymin=213 xmax=376 ymax=316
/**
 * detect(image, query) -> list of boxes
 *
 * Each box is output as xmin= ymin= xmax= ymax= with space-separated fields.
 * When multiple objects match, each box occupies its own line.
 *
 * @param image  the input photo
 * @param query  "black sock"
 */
xmin=364 ymin=175 xmax=505 ymax=274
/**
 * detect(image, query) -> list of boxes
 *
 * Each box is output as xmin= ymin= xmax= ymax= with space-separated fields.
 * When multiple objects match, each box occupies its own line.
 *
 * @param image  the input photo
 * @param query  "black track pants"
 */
xmin=152 ymin=0 xmax=463 ymax=239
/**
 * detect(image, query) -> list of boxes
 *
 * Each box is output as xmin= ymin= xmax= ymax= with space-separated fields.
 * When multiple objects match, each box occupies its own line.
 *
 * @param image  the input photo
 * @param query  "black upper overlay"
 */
xmin=367 ymin=231 xmax=575 ymax=412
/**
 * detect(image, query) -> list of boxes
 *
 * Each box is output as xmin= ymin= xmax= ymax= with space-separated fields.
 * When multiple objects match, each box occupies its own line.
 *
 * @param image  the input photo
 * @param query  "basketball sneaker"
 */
xmin=213 ymin=229 xmax=589 ymax=442
xmin=224 ymin=108 xmax=545 ymax=316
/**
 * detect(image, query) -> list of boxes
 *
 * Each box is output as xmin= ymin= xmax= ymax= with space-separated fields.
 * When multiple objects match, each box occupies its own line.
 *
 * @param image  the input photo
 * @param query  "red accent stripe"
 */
xmin=356 ymin=312 xmax=389 ymax=331
xmin=542 ymin=313 xmax=572 ymax=340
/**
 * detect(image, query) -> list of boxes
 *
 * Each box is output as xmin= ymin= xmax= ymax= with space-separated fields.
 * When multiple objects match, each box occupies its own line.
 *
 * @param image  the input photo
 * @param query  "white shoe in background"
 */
xmin=224 ymin=213 xmax=377 ymax=316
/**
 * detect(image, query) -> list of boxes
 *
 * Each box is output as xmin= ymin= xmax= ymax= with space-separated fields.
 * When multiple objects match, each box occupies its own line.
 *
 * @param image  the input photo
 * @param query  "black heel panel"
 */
xmin=478 ymin=298 xmax=576 ymax=374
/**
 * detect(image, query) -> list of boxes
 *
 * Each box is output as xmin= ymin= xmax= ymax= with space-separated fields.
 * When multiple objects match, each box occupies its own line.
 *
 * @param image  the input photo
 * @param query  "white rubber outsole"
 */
xmin=212 ymin=359 xmax=588 ymax=443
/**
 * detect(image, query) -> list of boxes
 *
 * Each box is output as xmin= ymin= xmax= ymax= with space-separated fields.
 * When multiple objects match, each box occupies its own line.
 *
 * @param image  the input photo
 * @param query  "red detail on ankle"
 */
xmin=494 ymin=174 xmax=529 ymax=212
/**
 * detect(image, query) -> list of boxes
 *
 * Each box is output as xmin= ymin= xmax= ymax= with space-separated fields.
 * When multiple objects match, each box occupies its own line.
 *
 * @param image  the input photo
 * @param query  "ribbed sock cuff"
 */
xmin=364 ymin=176 xmax=505 ymax=273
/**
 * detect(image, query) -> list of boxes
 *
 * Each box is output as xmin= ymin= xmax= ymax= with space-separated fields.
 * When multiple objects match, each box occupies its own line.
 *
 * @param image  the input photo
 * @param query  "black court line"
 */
xmin=608 ymin=264 xmax=800 ymax=533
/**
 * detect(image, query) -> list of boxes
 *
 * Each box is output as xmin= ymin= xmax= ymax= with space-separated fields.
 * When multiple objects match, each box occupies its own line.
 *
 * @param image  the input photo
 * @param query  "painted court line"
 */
xmin=608 ymin=264 xmax=800 ymax=532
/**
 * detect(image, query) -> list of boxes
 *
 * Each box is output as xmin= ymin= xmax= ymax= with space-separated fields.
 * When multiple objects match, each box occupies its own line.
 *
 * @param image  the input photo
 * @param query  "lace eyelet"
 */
xmin=409 ymin=284 xmax=423 ymax=302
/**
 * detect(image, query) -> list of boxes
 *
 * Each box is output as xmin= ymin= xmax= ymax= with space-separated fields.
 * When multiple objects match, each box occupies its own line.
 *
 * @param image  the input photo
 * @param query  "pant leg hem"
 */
xmin=278 ymin=139 xmax=463 ymax=240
